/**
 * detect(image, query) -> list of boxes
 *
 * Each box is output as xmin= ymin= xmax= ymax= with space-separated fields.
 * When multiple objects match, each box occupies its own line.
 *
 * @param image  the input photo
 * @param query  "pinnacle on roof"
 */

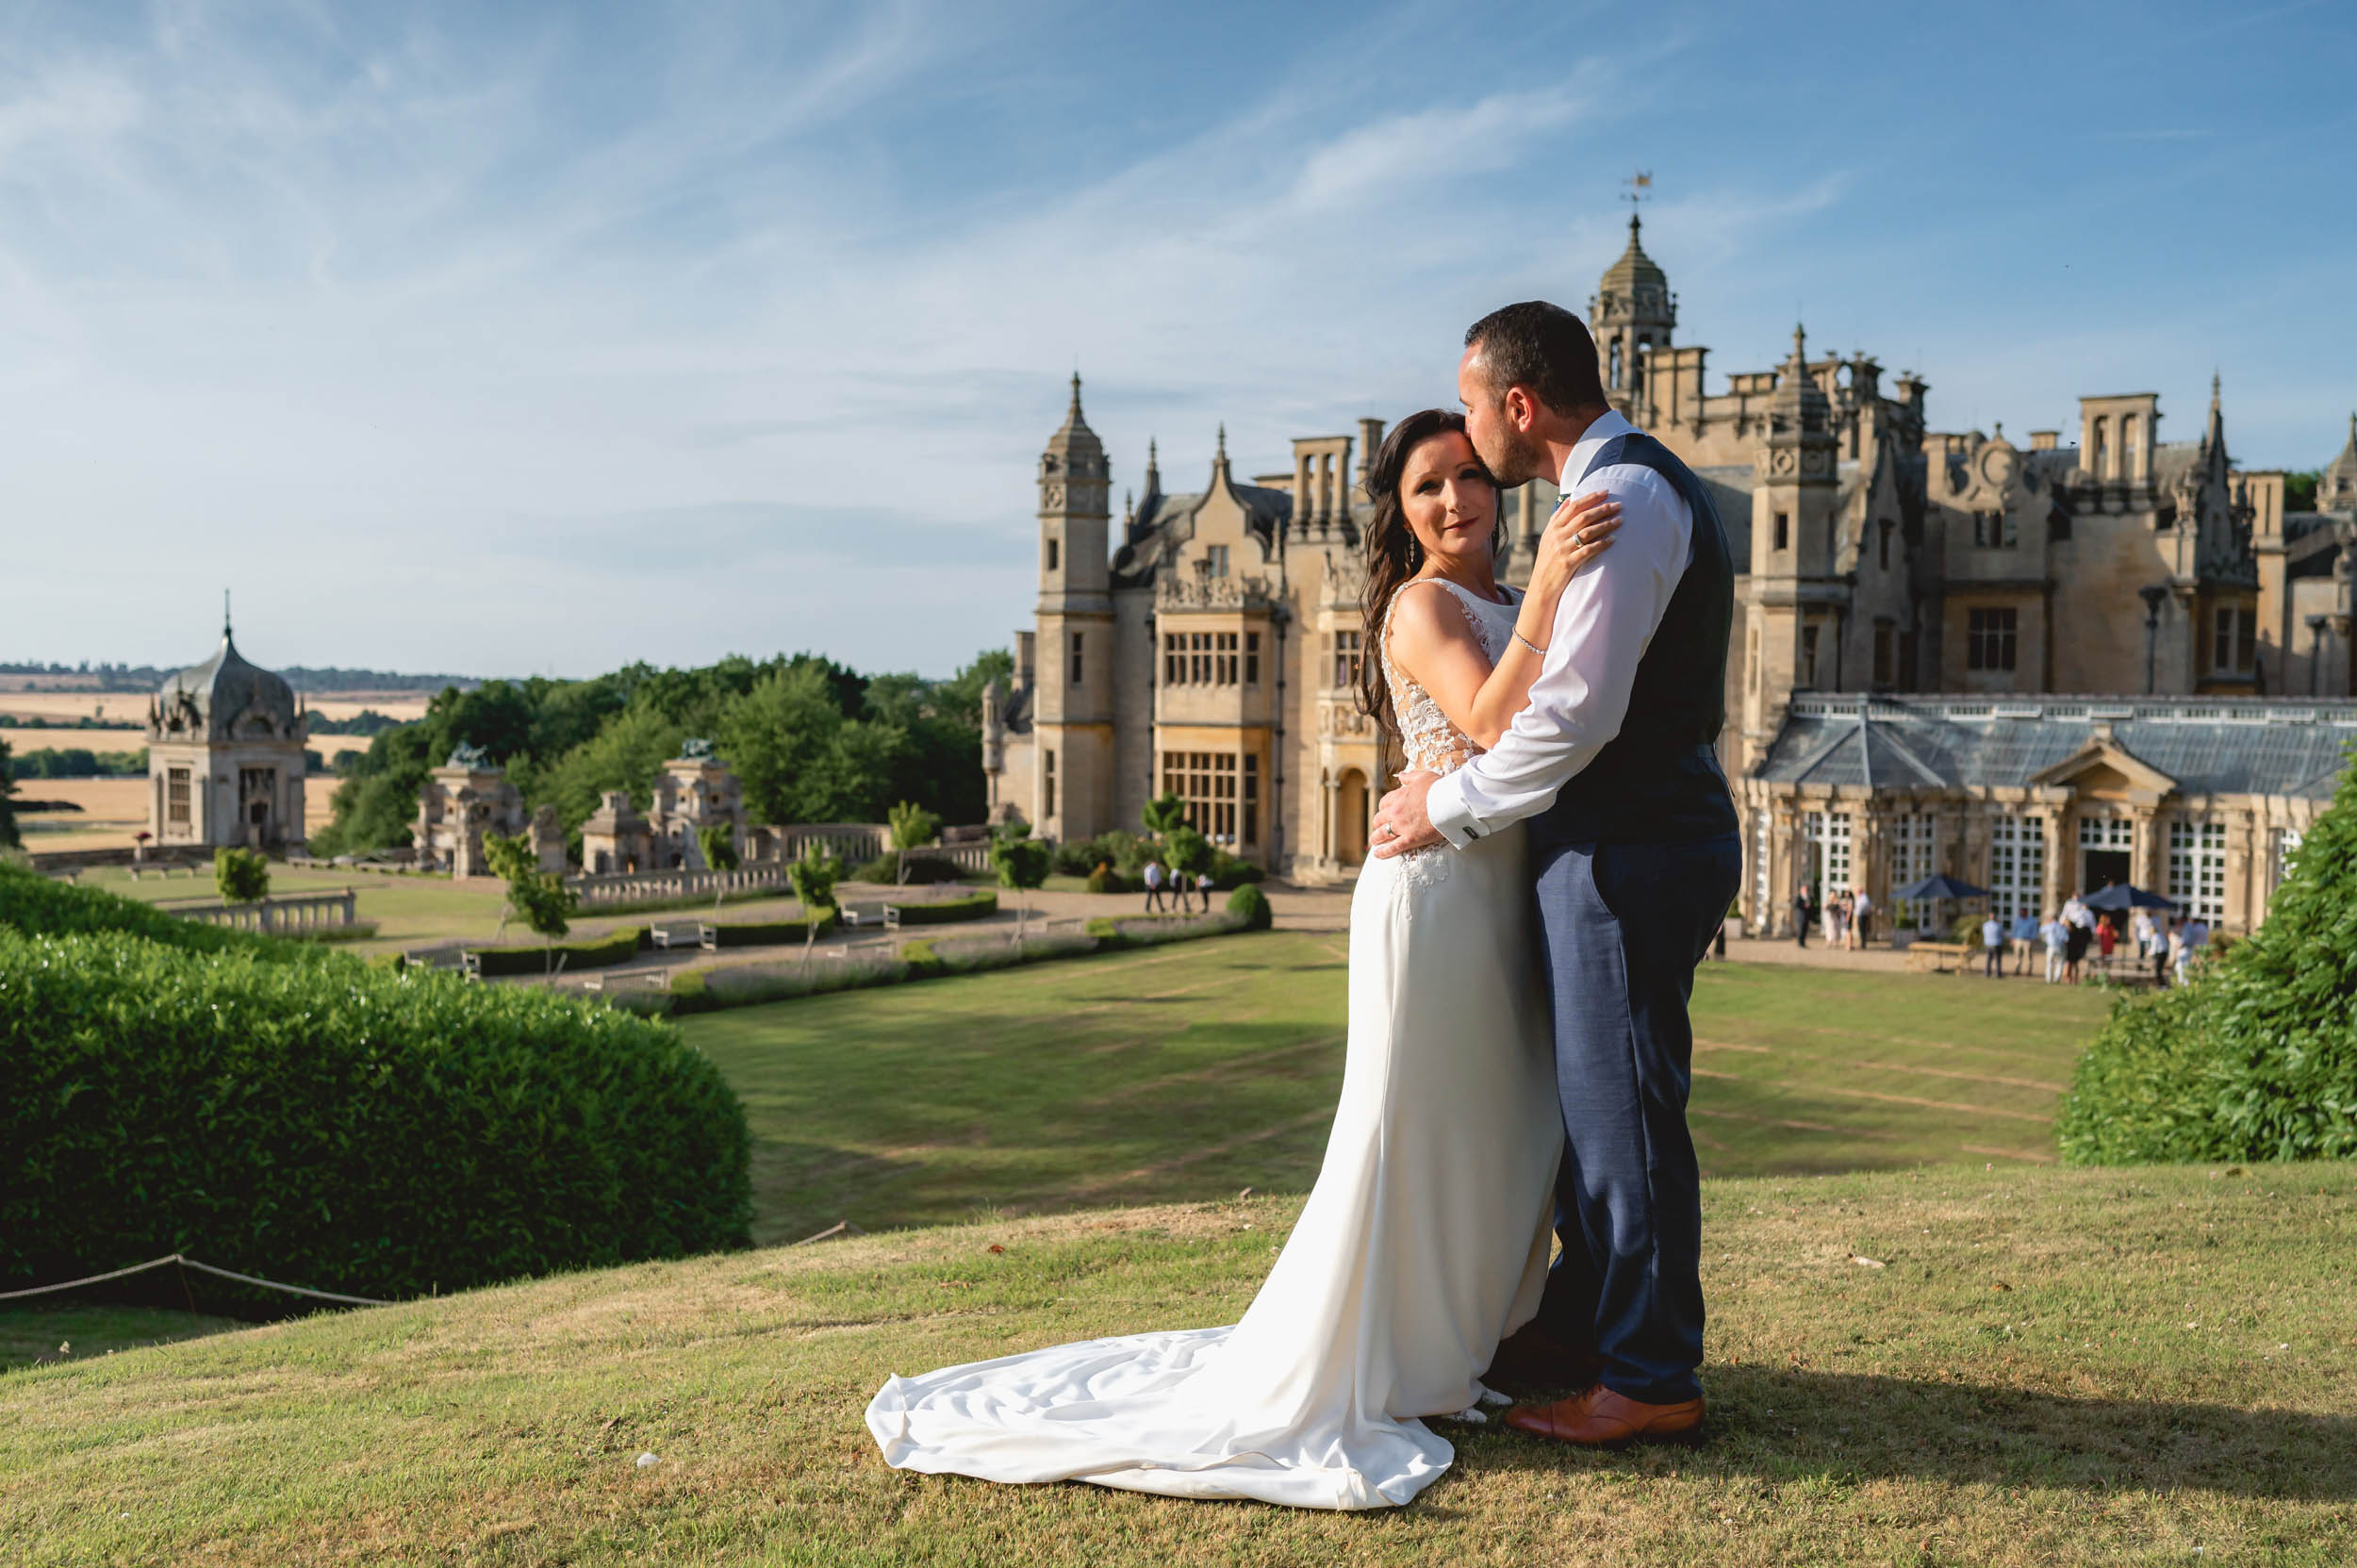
xmin=1598 ymin=210 xmax=1668 ymax=295
xmin=1044 ymin=371 xmax=1101 ymax=457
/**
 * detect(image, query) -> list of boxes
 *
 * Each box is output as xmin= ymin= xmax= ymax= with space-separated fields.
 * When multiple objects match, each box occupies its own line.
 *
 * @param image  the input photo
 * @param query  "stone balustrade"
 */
xmin=162 ymin=888 xmax=360 ymax=934
xmin=566 ymin=864 xmax=794 ymax=909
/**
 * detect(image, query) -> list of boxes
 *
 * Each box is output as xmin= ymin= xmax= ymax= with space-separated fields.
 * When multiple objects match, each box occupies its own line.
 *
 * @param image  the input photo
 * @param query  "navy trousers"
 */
xmin=1529 ymin=832 xmax=1741 ymax=1406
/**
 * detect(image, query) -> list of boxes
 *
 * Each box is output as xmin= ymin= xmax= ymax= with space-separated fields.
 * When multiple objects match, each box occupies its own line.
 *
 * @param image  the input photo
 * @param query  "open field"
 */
xmin=0 ymin=690 xmax=434 ymax=725
xmin=678 ymin=933 xmax=2116 ymax=1246
xmin=8 ymin=777 xmax=343 ymax=854
xmin=4 ymin=1166 xmax=2350 ymax=1566
xmin=2 ymin=724 xmax=375 ymax=766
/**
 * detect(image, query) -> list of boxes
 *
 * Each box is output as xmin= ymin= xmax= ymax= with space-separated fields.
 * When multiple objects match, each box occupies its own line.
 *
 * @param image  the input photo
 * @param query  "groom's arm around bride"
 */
xmin=1373 ymin=301 xmax=1742 ymax=1447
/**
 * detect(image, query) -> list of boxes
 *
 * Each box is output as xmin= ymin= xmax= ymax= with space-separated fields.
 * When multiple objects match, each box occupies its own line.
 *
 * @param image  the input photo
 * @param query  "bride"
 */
xmin=865 ymin=409 xmax=1621 ymax=1510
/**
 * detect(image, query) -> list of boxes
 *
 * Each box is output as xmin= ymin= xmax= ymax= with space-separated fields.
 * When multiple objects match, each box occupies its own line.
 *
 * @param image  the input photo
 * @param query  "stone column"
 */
xmin=2131 ymin=805 xmax=2164 ymax=895
xmin=2039 ymin=801 xmax=2069 ymax=916
xmin=2228 ymin=809 xmax=2258 ymax=933
xmin=1855 ymin=807 xmax=1887 ymax=905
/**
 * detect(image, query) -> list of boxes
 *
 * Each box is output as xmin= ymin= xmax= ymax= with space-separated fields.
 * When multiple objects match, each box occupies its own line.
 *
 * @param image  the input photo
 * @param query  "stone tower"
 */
xmin=1031 ymin=373 xmax=1115 ymax=841
xmin=1590 ymin=213 xmax=1676 ymax=421
xmin=1742 ymin=325 xmax=1845 ymax=752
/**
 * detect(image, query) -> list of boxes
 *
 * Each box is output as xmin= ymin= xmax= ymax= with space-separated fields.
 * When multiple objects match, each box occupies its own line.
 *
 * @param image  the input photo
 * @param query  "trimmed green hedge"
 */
xmin=850 ymin=854 xmax=965 ymax=885
xmin=0 ymin=862 xmax=328 ymax=966
xmin=887 ymin=891 xmax=997 ymax=926
xmin=1227 ymin=883 xmax=1273 ymax=930
xmin=467 ymin=926 xmax=648 ymax=977
xmin=703 ymin=915 xmax=832 ymax=949
xmin=2059 ymin=752 xmax=2357 ymax=1164
xmin=1 ymin=929 xmax=750 ymax=1305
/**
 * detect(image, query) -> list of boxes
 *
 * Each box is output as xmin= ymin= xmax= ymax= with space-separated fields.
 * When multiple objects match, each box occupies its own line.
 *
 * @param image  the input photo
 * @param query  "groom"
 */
xmin=1371 ymin=301 xmax=1740 ymax=1445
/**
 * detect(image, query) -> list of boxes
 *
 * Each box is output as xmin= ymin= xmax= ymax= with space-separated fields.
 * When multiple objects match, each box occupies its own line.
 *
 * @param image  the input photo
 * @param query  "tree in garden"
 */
xmin=991 ymin=820 xmax=1052 ymax=949
xmin=1141 ymin=792 xmax=1187 ymax=841
xmin=888 ymin=800 xmax=943 ymax=885
xmin=2059 ymin=751 xmax=2357 ymax=1164
xmin=1162 ymin=824 xmax=1212 ymax=912
xmin=485 ymin=831 xmax=576 ymax=976
xmin=213 ymin=846 xmax=271 ymax=905
xmin=786 ymin=841 xmax=840 ymax=974
xmin=0 ymin=740 xmax=18 ymax=850
xmin=697 ymin=824 xmax=741 ymax=872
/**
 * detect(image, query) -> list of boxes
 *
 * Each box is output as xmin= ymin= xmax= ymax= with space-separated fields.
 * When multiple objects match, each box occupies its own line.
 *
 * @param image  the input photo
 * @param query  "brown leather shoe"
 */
xmin=1481 ymin=1323 xmax=1605 ymax=1395
xmin=1504 ymin=1384 xmax=1706 ymax=1447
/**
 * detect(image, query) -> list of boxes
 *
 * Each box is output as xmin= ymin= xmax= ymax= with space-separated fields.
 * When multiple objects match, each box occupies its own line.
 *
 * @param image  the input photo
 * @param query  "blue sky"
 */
xmin=4 ymin=0 xmax=2351 ymax=680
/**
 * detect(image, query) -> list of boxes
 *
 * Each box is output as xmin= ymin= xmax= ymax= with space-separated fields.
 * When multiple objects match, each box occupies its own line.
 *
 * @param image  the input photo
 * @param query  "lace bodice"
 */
xmin=1380 ymin=579 xmax=1525 ymax=777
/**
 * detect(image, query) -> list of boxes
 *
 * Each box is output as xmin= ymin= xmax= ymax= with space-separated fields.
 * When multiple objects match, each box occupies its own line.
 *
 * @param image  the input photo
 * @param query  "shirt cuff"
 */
xmin=1425 ymin=769 xmax=1480 ymax=849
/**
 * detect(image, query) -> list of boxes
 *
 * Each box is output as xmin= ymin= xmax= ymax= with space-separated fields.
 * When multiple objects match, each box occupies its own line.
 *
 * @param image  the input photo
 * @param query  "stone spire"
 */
xmin=1591 ymin=211 xmax=1676 ymax=417
xmin=1211 ymin=423 xmax=1231 ymax=488
xmin=1037 ymin=371 xmax=1110 ymax=602
xmin=2321 ymin=409 xmax=2357 ymax=513
xmin=1770 ymin=324 xmax=1832 ymax=437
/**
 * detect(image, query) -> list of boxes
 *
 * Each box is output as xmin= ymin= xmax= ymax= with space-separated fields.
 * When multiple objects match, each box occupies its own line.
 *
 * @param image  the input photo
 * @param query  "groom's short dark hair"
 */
xmin=1464 ymin=302 xmax=1607 ymax=415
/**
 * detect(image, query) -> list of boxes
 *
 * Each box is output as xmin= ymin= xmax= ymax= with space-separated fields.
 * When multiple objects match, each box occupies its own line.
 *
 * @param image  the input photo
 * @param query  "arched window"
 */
xmin=2122 ymin=414 xmax=2141 ymax=481
xmin=2091 ymin=417 xmax=2109 ymax=480
xmin=1608 ymin=340 xmax=1624 ymax=389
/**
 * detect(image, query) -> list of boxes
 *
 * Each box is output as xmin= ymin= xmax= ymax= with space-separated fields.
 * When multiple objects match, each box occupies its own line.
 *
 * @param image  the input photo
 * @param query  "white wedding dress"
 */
xmin=865 ymin=580 xmax=1563 ymax=1510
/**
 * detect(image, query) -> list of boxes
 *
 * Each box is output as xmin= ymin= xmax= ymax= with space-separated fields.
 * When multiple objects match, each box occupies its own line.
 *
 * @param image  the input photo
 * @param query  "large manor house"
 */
xmin=982 ymin=217 xmax=2357 ymax=934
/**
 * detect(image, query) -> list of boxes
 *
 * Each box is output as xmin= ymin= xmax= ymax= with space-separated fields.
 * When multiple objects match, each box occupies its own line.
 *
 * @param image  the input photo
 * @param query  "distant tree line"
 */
xmin=306 ymin=709 xmax=406 ymax=736
xmin=8 ymin=748 xmax=150 ymax=780
xmin=309 ymin=648 xmax=1015 ymax=861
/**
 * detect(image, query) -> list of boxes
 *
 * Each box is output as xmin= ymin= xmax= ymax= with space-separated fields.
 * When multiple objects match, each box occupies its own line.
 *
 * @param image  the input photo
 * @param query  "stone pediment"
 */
xmin=2030 ymin=727 xmax=2178 ymax=801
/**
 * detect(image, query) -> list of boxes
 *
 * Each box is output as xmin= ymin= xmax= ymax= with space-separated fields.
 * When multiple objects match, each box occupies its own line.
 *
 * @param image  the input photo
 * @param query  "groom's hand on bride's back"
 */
xmin=1371 ymin=771 xmax=1443 ymax=858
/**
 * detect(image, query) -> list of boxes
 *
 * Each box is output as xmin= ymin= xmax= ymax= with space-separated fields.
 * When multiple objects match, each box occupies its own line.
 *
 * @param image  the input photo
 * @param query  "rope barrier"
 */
xmin=0 ymin=1253 xmax=389 ymax=1308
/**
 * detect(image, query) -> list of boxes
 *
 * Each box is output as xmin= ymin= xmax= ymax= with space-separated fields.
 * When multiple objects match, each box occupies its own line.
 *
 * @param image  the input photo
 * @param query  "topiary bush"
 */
xmin=2059 ymin=755 xmax=2357 ymax=1164
xmin=0 ymin=862 xmax=326 ymax=965
xmin=1 ymin=928 xmax=750 ymax=1305
xmin=1227 ymin=883 xmax=1273 ymax=931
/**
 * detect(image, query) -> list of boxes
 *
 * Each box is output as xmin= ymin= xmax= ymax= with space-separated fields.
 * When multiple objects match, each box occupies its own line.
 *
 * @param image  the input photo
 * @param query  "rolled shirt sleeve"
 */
xmin=1425 ymin=452 xmax=1691 ymax=849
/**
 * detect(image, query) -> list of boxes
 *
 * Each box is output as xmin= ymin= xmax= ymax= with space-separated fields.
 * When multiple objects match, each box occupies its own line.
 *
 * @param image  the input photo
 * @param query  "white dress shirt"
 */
xmin=1426 ymin=410 xmax=1693 ymax=848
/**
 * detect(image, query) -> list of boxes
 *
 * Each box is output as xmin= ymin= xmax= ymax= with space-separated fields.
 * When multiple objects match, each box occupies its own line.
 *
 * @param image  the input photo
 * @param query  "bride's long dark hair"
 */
xmin=1357 ymin=409 xmax=1504 ymax=737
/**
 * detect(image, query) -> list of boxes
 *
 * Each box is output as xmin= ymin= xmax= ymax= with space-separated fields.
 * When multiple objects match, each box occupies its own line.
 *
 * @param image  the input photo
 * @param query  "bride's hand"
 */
xmin=1527 ymin=490 xmax=1621 ymax=606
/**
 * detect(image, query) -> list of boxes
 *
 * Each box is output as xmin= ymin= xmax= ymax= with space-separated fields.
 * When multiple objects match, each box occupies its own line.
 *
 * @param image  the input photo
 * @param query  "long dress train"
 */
xmin=865 ymin=581 xmax=1561 ymax=1510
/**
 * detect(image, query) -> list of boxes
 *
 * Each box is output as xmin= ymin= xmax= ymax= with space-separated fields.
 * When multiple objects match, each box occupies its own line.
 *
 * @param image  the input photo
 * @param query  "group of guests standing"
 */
xmin=1140 ymin=857 xmax=1217 ymax=916
xmin=1788 ymin=884 xmax=1872 ymax=949
xmin=1978 ymin=894 xmax=2208 ymax=986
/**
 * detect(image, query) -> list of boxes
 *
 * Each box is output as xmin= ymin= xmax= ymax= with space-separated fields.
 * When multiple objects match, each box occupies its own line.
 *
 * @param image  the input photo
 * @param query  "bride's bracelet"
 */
xmin=1514 ymin=630 xmax=1547 ymax=656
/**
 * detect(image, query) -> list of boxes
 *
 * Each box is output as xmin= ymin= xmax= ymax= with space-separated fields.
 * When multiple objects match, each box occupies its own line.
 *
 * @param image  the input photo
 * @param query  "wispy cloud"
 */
xmin=0 ymin=0 xmax=2343 ymax=676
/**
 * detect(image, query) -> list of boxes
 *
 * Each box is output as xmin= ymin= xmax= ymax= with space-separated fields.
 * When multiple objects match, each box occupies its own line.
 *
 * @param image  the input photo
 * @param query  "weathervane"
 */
xmin=1621 ymin=170 xmax=1653 ymax=210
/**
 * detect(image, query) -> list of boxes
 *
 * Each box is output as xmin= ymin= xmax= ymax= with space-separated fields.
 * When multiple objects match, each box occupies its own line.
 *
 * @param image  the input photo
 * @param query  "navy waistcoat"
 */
xmin=1528 ymin=430 xmax=1739 ymax=849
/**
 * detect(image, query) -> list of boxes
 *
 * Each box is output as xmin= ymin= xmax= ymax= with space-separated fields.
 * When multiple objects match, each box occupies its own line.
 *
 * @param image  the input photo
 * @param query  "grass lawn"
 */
xmin=79 ymin=862 xmax=515 ymax=952
xmin=4 ymin=1166 xmax=2350 ymax=1565
xmin=679 ymin=932 xmax=2115 ymax=1246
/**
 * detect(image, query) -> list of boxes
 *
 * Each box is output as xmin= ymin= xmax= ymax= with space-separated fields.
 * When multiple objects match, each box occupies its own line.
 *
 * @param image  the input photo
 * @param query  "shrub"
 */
xmin=1227 ymin=883 xmax=1274 ymax=931
xmin=0 ymin=862 xmax=326 ymax=965
xmin=887 ymin=891 xmax=998 ymax=925
xmin=468 ymin=925 xmax=647 ymax=978
xmin=1210 ymin=850 xmax=1265 ymax=889
xmin=213 ymin=847 xmax=271 ymax=904
xmin=851 ymin=852 xmax=964 ymax=884
xmin=0 ymin=930 xmax=750 ymax=1305
xmin=2058 ymin=755 xmax=2357 ymax=1164
xmin=1084 ymin=865 xmax=1135 ymax=895
xmin=1950 ymin=913 xmax=1987 ymax=946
